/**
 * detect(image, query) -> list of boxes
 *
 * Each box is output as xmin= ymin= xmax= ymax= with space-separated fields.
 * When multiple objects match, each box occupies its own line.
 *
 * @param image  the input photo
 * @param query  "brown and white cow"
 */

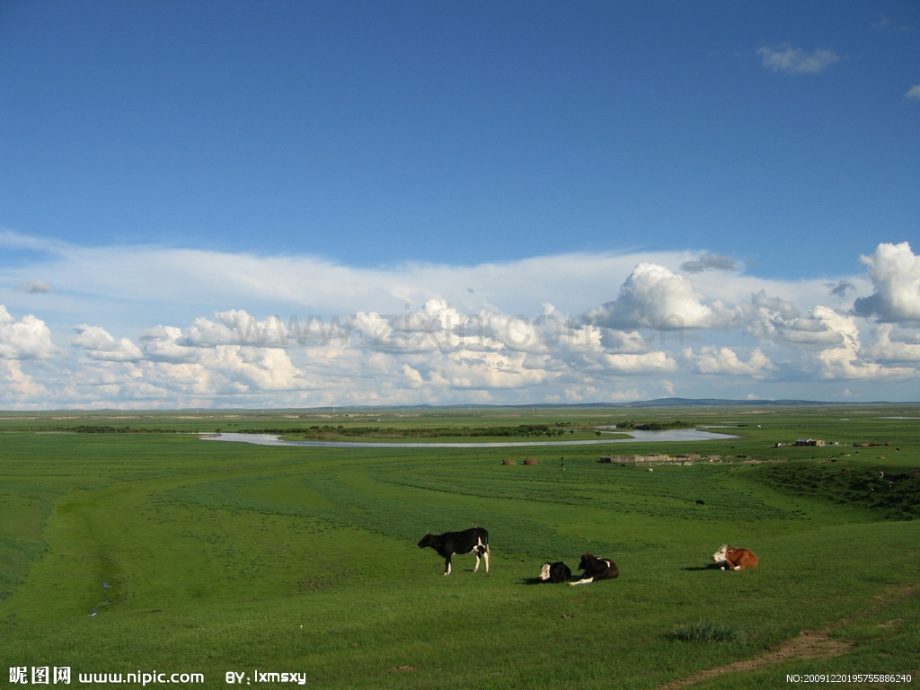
xmin=569 ymin=553 xmax=619 ymax=585
xmin=711 ymin=544 xmax=758 ymax=570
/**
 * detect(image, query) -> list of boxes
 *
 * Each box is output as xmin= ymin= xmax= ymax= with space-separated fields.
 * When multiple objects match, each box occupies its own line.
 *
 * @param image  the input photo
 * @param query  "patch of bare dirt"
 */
xmin=388 ymin=666 xmax=415 ymax=673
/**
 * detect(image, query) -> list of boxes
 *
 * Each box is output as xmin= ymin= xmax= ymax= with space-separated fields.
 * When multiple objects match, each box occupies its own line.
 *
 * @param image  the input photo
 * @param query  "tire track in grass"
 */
xmin=658 ymin=582 xmax=920 ymax=689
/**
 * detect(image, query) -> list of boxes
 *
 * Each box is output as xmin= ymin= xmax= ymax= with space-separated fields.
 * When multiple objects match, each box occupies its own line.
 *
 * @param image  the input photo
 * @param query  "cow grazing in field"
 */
xmin=418 ymin=527 xmax=490 ymax=575
xmin=695 ymin=499 xmax=706 ymax=505
xmin=569 ymin=553 xmax=619 ymax=586
xmin=711 ymin=544 xmax=759 ymax=570
xmin=539 ymin=561 xmax=572 ymax=583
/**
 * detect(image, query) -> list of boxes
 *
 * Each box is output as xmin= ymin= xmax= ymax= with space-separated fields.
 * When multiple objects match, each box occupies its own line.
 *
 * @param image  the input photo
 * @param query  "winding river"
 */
xmin=203 ymin=427 xmax=738 ymax=449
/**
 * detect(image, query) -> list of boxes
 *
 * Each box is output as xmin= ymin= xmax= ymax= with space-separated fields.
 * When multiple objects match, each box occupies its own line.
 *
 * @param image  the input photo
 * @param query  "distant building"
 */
xmin=794 ymin=438 xmax=825 ymax=447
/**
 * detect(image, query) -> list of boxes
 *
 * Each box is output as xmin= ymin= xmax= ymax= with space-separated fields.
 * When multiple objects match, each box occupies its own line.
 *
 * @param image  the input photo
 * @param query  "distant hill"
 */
xmin=436 ymin=398 xmax=864 ymax=410
xmin=595 ymin=397 xmax=831 ymax=408
xmin=471 ymin=398 xmax=906 ymax=409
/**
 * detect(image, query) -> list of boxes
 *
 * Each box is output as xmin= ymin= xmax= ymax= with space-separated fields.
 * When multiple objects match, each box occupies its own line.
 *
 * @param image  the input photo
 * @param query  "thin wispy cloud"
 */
xmin=757 ymin=43 xmax=841 ymax=75
xmin=679 ymin=253 xmax=737 ymax=274
xmin=18 ymin=280 xmax=52 ymax=294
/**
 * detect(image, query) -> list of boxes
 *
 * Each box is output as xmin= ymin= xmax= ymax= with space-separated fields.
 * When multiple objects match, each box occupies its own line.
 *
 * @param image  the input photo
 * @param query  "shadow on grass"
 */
xmin=520 ymin=577 xmax=578 ymax=585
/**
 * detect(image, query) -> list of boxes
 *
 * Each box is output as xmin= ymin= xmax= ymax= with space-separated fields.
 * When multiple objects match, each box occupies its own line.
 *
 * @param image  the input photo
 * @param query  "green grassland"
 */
xmin=1 ymin=405 xmax=918 ymax=689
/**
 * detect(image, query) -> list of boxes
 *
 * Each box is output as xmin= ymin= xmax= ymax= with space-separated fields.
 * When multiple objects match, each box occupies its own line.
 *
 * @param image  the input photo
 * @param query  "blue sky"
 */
xmin=1 ymin=1 xmax=919 ymax=409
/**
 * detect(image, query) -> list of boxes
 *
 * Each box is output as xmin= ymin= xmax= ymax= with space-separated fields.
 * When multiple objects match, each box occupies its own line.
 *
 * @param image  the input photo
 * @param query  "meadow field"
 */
xmin=1 ymin=404 xmax=918 ymax=689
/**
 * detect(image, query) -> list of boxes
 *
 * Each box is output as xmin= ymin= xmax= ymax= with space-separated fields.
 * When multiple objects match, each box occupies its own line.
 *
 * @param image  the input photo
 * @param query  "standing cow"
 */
xmin=711 ymin=544 xmax=759 ymax=570
xmin=569 ymin=553 xmax=619 ymax=586
xmin=418 ymin=527 xmax=490 ymax=575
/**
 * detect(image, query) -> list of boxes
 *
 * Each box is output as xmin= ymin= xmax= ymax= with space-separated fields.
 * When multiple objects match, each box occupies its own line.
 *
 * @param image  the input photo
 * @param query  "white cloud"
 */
xmin=0 ymin=305 xmax=57 ymax=359
xmin=853 ymin=242 xmax=920 ymax=322
xmin=740 ymin=290 xmax=802 ymax=340
xmin=684 ymin=346 xmax=773 ymax=377
xmin=777 ymin=310 xmax=848 ymax=348
xmin=757 ymin=43 xmax=841 ymax=75
xmin=864 ymin=324 xmax=920 ymax=364
xmin=788 ymin=307 xmax=918 ymax=382
xmin=139 ymin=325 xmax=202 ymax=363
xmin=0 ymin=359 xmax=48 ymax=398
xmin=906 ymin=85 xmax=920 ymax=101
xmin=72 ymin=325 xmax=143 ymax=362
xmin=600 ymin=351 xmax=677 ymax=374
xmin=585 ymin=263 xmax=728 ymax=330
xmin=3 ymin=232 xmax=920 ymax=407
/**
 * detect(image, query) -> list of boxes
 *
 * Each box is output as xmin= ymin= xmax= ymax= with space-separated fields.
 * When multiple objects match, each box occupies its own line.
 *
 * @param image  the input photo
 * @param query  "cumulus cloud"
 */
xmin=600 ymin=351 xmax=677 ymax=374
xmin=0 ymin=305 xmax=56 ymax=359
xmin=1 ymin=360 xmax=48 ymax=398
xmin=757 ymin=43 xmax=841 ymax=75
xmin=906 ymin=85 xmax=920 ymax=101
xmin=778 ymin=308 xmax=850 ymax=348
xmin=72 ymin=325 xmax=143 ymax=362
xmin=139 ymin=325 xmax=203 ymax=363
xmin=3 ymin=231 xmax=920 ymax=407
xmin=585 ymin=263 xmax=727 ymax=330
xmin=853 ymin=242 xmax=920 ymax=322
xmin=743 ymin=296 xmax=864 ymax=350
xmin=811 ymin=312 xmax=915 ymax=381
xmin=683 ymin=346 xmax=773 ymax=377
xmin=679 ymin=253 xmax=737 ymax=274
xmin=864 ymin=324 xmax=920 ymax=364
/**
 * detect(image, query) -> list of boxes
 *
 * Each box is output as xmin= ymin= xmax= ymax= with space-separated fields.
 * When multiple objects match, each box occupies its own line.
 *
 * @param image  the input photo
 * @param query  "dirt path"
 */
xmin=657 ymin=583 xmax=920 ymax=690
xmin=657 ymin=626 xmax=853 ymax=690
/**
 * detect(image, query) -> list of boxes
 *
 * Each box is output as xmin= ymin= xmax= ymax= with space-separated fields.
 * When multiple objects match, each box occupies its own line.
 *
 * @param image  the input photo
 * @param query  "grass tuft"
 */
xmin=669 ymin=619 xmax=744 ymax=642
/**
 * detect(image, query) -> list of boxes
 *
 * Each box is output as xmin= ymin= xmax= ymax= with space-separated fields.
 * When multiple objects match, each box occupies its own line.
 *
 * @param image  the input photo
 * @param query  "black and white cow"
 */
xmin=418 ymin=527 xmax=490 ymax=575
xmin=539 ymin=561 xmax=572 ymax=583
xmin=569 ymin=553 xmax=619 ymax=586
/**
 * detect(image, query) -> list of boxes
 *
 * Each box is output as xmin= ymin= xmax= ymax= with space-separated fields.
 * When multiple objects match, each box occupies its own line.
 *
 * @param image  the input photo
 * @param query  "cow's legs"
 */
xmin=472 ymin=539 xmax=489 ymax=573
xmin=568 ymin=577 xmax=593 ymax=586
xmin=444 ymin=556 xmax=452 ymax=576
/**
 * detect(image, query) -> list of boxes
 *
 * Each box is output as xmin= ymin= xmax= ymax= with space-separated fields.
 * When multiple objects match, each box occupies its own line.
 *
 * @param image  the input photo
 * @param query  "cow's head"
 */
xmin=417 ymin=531 xmax=433 ymax=549
xmin=712 ymin=544 xmax=729 ymax=563
xmin=539 ymin=563 xmax=552 ymax=581
xmin=577 ymin=553 xmax=595 ymax=570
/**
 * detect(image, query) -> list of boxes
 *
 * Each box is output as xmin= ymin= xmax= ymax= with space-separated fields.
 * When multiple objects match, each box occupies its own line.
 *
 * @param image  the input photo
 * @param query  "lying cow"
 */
xmin=711 ymin=543 xmax=759 ymax=570
xmin=418 ymin=527 xmax=490 ymax=575
xmin=539 ymin=561 xmax=572 ymax=583
xmin=569 ymin=553 xmax=619 ymax=586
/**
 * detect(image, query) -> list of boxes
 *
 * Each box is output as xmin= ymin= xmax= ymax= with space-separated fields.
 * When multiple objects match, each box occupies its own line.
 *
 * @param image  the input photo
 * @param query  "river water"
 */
xmin=202 ymin=427 xmax=738 ymax=449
